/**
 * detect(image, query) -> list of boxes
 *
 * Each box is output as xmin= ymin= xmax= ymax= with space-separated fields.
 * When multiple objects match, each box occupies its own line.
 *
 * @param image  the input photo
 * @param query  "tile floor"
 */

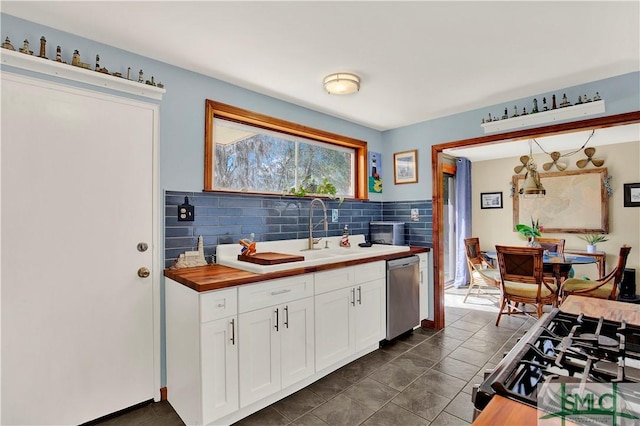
xmin=97 ymin=288 xmax=536 ymax=426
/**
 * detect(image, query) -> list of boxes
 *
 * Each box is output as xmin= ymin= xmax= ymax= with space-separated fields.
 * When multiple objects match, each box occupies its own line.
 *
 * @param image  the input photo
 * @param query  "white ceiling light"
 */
xmin=323 ymin=73 xmax=360 ymax=95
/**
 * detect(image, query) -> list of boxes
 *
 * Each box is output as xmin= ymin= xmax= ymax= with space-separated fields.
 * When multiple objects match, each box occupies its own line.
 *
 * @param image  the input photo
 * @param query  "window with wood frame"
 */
xmin=205 ymin=100 xmax=368 ymax=199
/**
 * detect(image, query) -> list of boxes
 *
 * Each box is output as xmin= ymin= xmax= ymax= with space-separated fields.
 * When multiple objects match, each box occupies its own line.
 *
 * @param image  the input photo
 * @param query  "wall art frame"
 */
xmin=481 ymin=192 xmax=503 ymax=209
xmin=624 ymin=182 xmax=640 ymax=207
xmin=513 ymin=168 xmax=609 ymax=233
xmin=368 ymin=151 xmax=382 ymax=193
xmin=393 ymin=149 xmax=418 ymax=184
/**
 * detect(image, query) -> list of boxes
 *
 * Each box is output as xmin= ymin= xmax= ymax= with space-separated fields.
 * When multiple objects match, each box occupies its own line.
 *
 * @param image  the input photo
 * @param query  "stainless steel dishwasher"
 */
xmin=386 ymin=255 xmax=420 ymax=340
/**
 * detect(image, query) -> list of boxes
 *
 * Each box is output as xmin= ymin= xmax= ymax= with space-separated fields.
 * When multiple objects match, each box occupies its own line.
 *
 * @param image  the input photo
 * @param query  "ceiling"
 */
xmin=2 ymin=1 xmax=638 ymax=133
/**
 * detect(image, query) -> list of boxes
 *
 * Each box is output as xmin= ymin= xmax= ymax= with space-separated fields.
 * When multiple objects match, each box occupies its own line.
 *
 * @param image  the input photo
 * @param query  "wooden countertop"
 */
xmin=473 ymin=395 xmax=578 ymax=426
xmin=473 ymin=296 xmax=640 ymax=425
xmin=560 ymin=294 xmax=640 ymax=324
xmin=164 ymin=246 xmax=429 ymax=292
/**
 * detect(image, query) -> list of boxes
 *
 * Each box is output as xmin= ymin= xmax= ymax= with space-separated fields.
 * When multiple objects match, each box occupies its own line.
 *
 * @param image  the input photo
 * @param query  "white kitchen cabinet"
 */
xmin=238 ymin=275 xmax=315 ymax=408
xmin=354 ymin=278 xmax=385 ymax=350
xmin=315 ymin=287 xmax=355 ymax=369
xmin=280 ymin=297 xmax=316 ymax=387
xmin=238 ymin=305 xmax=281 ymax=405
xmin=315 ymin=263 xmax=385 ymax=371
xmin=166 ymin=258 xmax=395 ymax=424
xmin=239 ymin=297 xmax=314 ymax=406
xmin=201 ymin=317 xmax=238 ymax=423
xmin=166 ymin=280 xmax=239 ymax=426
xmin=418 ymin=253 xmax=429 ymax=322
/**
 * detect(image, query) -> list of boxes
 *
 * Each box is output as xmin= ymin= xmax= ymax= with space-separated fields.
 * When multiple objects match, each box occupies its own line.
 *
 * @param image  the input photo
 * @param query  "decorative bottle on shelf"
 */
xmin=340 ymin=224 xmax=351 ymax=248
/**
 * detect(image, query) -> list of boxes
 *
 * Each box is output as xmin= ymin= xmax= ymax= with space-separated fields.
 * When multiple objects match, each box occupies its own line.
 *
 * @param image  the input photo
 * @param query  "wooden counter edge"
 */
xmin=560 ymin=294 xmax=640 ymax=325
xmin=164 ymin=246 xmax=430 ymax=292
xmin=473 ymin=395 xmax=578 ymax=426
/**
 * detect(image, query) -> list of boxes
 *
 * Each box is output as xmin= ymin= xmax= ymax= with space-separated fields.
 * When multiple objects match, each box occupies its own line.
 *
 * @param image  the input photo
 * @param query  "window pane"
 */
xmin=297 ymin=142 xmax=353 ymax=196
xmin=214 ymin=117 xmax=355 ymax=197
xmin=215 ymin=134 xmax=295 ymax=193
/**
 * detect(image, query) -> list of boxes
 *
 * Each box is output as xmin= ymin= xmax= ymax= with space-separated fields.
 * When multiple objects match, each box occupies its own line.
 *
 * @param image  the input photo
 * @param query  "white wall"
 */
xmin=472 ymin=140 xmax=640 ymax=280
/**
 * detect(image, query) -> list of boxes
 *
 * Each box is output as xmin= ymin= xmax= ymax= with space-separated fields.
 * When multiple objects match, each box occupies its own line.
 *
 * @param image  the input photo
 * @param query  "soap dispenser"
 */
xmin=340 ymin=224 xmax=351 ymax=248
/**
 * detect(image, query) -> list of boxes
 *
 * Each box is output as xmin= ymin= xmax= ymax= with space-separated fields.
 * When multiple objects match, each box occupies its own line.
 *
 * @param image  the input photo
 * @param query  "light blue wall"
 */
xmin=380 ymin=71 xmax=640 ymax=201
xmin=3 ymin=13 xmax=637 ymax=204
xmin=0 ymin=13 xmax=385 ymax=198
xmin=3 ymin=12 xmax=638 ymax=391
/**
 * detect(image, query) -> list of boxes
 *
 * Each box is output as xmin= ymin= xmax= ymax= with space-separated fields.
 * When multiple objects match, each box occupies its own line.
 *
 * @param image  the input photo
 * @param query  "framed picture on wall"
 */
xmin=368 ymin=151 xmax=382 ymax=193
xmin=393 ymin=149 xmax=418 ymax=184
xmin=481 ymin=191 xmax=503 ymax=209
xmin=624 ymin=183 xmax=640 ymax=207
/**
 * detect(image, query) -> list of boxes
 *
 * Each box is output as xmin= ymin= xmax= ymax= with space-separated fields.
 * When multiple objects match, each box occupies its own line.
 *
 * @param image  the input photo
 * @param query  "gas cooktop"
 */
xmin=473 ymin=309 xmax=640 ymax=420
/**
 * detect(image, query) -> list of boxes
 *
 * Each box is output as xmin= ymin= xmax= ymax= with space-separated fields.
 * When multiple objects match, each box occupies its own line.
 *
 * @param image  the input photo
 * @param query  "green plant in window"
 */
xmin=288 ymin=177 xmax=343 ymax=204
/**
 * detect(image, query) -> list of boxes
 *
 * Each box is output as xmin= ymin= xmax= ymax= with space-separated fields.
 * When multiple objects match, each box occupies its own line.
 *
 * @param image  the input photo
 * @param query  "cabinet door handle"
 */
xmin=284 ymin=305 xmax=289 ymax=328
xmin=420 ymin=270 xmax=424 ymax=284
xmin=357 ymin=286 xmax=362 ymax=305
xmin=271 ymin=289 xmax=291 ymax=296
xmin=351 ymin=288 xmax=356 ymax=306
xmin=274 ymin=308 xmax=279 ymax=331
xmin=230 ymin=318 xmax=235 ymax=345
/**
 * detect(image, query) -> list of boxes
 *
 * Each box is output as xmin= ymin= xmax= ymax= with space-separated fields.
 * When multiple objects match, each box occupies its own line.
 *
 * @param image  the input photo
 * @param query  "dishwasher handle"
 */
xmin=387 ymin=255 xmax=419 ymax=270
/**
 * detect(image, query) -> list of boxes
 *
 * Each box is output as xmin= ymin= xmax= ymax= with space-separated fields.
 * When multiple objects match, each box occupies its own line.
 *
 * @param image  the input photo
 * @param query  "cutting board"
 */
xmin=238 ymin=252 xmax=305 ymax=265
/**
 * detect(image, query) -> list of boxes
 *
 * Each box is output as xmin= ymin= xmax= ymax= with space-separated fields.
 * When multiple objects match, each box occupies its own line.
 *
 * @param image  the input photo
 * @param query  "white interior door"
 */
xmin=1 ymin=73 xmax=158 ymax=425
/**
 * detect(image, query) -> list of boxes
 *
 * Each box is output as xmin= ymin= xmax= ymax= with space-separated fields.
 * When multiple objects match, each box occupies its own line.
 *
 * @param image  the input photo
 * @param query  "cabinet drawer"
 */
xmin=238 ymin=274 xmax=314 ymax=313
xmin=354 ymin=261 xmax=385 ymax=284
xmin=200 ymin=288 xmax=238 ymax=323
xmin=314 ymin=266 xmax=356 ymax=295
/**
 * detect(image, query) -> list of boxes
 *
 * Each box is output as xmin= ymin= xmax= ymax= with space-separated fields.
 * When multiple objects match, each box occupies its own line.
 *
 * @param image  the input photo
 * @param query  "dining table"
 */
xmin=483 ymin=251 xmax=597 ymax=285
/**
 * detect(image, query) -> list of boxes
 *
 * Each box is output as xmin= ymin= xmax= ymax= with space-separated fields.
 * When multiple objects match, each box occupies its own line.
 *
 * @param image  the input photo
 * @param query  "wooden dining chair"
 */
xmin=560 ymin=245 xmax=632 ymax=301
xmin=536 ymin=238 xmax=565 ymax=253
xmin=463 ymin=237 xmax=501 ymax=302
xmin=537 ymin=238 xmax=568 ymax=279
xmin=495 ymin=245 xmax=558 ymax=326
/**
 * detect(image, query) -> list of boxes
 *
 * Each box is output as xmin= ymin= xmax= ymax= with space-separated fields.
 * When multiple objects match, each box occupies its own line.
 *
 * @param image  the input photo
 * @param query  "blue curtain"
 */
xmin=453 ymin=157 xmax=472 ymax=288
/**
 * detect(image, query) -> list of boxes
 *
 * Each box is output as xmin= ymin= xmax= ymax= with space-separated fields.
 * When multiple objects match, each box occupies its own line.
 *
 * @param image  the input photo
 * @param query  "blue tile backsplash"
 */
xmin=164 ymin=191 xmax=432 ymax=268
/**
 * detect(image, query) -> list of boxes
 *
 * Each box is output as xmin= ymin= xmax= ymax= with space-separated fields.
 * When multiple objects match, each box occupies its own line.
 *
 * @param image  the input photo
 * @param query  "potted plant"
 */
xmin=579 ymin=234 xmax=608 ymax=253
xmin=287 ymin=176 xmax=343 ymax=204
xmin=515 ymin=218 xmax=543 ymax=247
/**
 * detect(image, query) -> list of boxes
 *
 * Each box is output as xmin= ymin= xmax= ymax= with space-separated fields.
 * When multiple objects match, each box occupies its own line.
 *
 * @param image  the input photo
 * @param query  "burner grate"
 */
xmin=476 ymin=309 xmax=640 ymax=413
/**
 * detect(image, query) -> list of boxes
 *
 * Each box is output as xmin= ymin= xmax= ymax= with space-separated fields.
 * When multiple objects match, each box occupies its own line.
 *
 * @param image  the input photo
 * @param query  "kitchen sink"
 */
xmin=296 ymin=249 xmax=339 ymax=259
xmin=216 ymin=235 xmax=410 ymax=274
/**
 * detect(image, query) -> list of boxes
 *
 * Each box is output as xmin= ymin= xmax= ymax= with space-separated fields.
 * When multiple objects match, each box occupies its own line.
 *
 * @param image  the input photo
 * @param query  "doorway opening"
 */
xmin=429 ymin=111 xmax=640 ymax=331
xmin=443 ymin=172 xmax=456 ymax=288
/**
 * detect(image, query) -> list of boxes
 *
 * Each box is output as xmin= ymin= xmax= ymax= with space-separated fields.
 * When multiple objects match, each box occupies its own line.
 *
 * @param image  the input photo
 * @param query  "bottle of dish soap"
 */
xmin=340 ymin=224 xmax=351 ymax=247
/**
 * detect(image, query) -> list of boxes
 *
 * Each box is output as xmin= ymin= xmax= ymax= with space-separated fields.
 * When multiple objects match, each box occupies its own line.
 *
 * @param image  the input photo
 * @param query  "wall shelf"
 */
xmin=481 ymin=100 xmax=605 ymax=133
xmin=1 ymin=48 xmax=166 ymax=100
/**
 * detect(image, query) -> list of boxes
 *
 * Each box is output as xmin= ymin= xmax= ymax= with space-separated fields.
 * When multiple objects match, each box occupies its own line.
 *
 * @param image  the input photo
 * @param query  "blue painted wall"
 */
xmin=2 ymin=13 xmax=637 ymax=205
xmin=0 ymin=13 xmax=385 ymax=197
xmin=2 ymin=12 xmax=638 ymax=390
xmin=381 ymin=72 xmax=640 ymax=201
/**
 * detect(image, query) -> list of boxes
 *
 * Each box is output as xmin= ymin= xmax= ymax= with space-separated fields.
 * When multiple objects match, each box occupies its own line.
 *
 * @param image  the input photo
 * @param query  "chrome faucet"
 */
xmin=307 ymin=198 xmax=328 ymax=250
